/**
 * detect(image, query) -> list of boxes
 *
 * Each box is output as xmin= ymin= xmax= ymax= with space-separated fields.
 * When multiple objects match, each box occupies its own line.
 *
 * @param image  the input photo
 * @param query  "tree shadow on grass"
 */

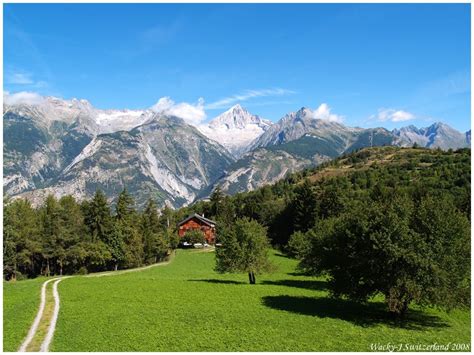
xmin=287 ymin=271 xmax=313 ymax=277
xmin=274 ymin=252 xmax=294 ymax=259
xmin=262 ymin=295 xmax=448 ymax=330
xmin=261 ymin=279 xmax=328 ymax=291
xmin=188 ymin=278 xmax=246 ymax=285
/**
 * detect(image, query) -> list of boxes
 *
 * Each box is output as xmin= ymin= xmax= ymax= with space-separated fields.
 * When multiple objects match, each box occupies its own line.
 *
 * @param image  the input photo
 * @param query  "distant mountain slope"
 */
xmin=4 ymin=107 xmax=95 ymax=196
xmin=4 ymin=96 xmax=470 ymax=208
xmin=198 ymin=104 xmax=272 ymax=157
xmin=16 ymin=115 xmax=235 ymax=208
xmin=205 ymin=126 xmax=398 ymax=196
xmin=392 ymin=122 xmax=470 ymax=149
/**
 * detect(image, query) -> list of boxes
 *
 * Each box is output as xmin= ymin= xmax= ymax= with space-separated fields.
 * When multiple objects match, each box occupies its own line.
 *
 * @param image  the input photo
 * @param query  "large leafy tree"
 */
xmin=297 ymin=195 xmax=470 ymax=316
xmin=215 ymin=218 xmax=273 ymax=284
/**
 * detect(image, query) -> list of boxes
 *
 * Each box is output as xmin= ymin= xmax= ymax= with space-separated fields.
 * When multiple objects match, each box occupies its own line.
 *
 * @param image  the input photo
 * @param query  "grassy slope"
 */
xmin=51 ymin=250 xmax=470 ymax=351
xmin=3 ymin=277 xmax=49 ymax=352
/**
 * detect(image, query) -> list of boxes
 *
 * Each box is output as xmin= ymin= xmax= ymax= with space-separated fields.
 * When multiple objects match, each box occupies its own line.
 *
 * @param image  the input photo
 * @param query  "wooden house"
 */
xmin=177 ymin=213 xmax=216 ymax=244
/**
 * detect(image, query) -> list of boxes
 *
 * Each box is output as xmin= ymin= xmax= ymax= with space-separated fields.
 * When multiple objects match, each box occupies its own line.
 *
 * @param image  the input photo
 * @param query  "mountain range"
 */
xmin=4 ymin=96 xmax=470 ymax=208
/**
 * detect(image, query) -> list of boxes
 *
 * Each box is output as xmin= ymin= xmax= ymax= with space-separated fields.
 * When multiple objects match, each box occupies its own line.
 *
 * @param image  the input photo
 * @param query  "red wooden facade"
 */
xmin=177 ymin=213 xmax=216 ymax=244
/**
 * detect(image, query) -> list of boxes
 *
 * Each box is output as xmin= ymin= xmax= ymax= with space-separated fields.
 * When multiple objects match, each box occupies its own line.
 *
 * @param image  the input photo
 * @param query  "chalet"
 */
xmin=177 ymin=213 xmax=216 ymax=244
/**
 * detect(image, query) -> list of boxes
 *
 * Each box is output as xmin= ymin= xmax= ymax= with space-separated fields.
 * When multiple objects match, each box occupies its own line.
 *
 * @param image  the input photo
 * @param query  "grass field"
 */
xmin=49 ymin=250 xmax=470 ymax=351
xmin=3 ymin=276 xmax=49 ymax=352
xmin=4 ymin=250 xmax=470 ymax=351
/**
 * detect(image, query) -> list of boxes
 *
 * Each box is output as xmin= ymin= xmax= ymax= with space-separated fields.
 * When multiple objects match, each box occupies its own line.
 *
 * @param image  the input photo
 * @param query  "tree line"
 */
xmin=4 ymin=189 xmax=179 ymax=280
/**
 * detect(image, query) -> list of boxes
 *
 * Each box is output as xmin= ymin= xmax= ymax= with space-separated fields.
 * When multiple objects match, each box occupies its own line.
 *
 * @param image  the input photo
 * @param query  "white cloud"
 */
xmin=312 ymin=103 xmax=344 ymax=123
xmin=4 ymin=91 xmax=45 ymax=105
xmin=373 ymin=108 xmax=415 ymax=122
xmin=151 ymin=97 xmax=206 ymax=126
xmin=206 ymin=88 xmax=295 ymax=110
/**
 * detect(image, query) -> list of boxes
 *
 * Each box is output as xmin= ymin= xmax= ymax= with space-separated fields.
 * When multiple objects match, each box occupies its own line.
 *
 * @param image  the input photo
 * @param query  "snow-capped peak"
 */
xmin=208 ymin=104 xmax=271 ymax=130
xmin=198 ymin=105 xmax=273 ymax=157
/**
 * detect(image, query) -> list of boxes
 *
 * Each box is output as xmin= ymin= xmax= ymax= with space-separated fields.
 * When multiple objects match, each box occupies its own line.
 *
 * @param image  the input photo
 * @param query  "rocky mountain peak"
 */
xmin=208 ymin=104 xmax=270 ymax=130
xmin=199 ymin=105 xmax=272 ymax=157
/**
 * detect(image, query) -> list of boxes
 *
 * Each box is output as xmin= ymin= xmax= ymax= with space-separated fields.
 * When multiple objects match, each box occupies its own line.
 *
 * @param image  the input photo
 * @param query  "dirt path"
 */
xmin=17 ymin=255 xmax=175 ymax=352
xmin=40 ymin=278 xmax=69 ymax=352
xmin=87 ymin=252 xmax=175 ymax=278
xmin=18 ymin=278 xmax=59 ymax=352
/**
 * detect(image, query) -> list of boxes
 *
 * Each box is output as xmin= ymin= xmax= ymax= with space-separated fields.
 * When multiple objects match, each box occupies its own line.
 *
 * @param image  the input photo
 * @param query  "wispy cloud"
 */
xmin=113 ymin=21 xmax=182 ymax=59
xmin=140 ymin=22 xmax=181 ymax=50
xmin=151 ymin=97 xmax=206 ymax=125
xmin=5 ymin=10 xmax=54 ymax=92
xmin=371 ymin=108 xmax=416 ymax=122
xmin=414 ymin=70 xmax=470 ymax=101
xmin=205 ymin=88 xmax=296 ymax=110
xmin=6 ymin=72 xmax=33 ymax=85
xmin=5 ymin=70 xmax=49 ymax=89
xmin=6 ymin=27 xmax=54 ymax=85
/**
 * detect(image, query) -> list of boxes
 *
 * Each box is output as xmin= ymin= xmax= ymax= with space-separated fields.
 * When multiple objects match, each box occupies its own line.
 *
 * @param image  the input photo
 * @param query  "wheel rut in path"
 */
xmin=17 ymin=254 xmax=175 ymax=352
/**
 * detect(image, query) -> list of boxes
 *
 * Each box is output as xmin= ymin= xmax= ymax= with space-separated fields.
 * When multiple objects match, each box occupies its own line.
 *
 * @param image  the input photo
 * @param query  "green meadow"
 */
xmin=3 ymin=277 xmax=50 ymax=352
xmin=4 ymin=250 xmax=470 ymax=351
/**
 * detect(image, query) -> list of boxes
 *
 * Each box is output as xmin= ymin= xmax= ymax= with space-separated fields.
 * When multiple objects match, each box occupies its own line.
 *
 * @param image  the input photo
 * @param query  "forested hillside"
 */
xmin=4 ymin=146 xmax=470 ymax=282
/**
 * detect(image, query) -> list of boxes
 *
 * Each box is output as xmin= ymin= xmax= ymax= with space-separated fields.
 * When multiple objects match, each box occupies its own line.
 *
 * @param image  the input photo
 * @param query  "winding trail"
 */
xmin=18 ymin=278 xmax=59 ymax=352
xmin=39 ymin=278 xmax=69 ymax=352
xmin=17 ymin=253 xmax=176 ymax=352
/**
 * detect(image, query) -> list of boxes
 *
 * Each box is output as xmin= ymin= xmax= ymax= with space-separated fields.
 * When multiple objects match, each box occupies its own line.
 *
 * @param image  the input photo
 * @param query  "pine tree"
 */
xmin=115 ymin=189 xmax=143 ymax=268
xmin=58 ymin=196 xmax=87 ymax=274
xmin=84 ymin=190 xmax=113 ymax=243
xmin=40 ymin=195 xmax=62 ymax=276
xmin=210 ymin=186 xmax=224 ymax=218
xmin=293 ymin=179 xmax=319 ymax=232
xmin=141 ymin=199 xmax=168 ymax=263
xmin=83 ymin=190 xmax=116 ymax=270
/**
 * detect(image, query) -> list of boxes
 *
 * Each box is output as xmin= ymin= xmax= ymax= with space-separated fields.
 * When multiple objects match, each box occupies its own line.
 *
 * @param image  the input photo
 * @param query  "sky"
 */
xmin=4 ymin=3 xmax=471 ymax=131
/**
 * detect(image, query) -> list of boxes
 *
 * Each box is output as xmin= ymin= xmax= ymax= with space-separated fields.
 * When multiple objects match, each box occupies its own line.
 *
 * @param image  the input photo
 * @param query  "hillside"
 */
xmin=305 ymin=146 xmax=471 ymax=185
xmin=183 ymin=146 xmax=471 ymax=247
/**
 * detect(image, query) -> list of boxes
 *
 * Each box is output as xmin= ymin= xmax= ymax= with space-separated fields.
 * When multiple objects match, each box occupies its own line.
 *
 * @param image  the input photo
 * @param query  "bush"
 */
xmin=287 ymin=231 xmax=310 ymax=258
xmin=182 ymin=229 xmax=206 ymax=244
xmin=77 ymin=267 xmax=88 ymax=275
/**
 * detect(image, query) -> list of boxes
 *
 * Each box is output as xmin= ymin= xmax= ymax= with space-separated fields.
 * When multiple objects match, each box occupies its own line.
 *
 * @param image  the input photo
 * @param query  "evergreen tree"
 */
xmin=40 ymin=195 xmax=62 ymax=276
xmin=141 ymin=199 xmax=168 ymax=263
xmin=84 ymin=190 xmax=114 ymax=243
xmin=3 ymin=199 xmax=40 ymax=279
xmin=292 ymin=179 xmax=319 ymax=232
xmin=210 ymin=186 xmax=224 ymax=218
xmin=115 ymin=189 xmax=142 ymax=269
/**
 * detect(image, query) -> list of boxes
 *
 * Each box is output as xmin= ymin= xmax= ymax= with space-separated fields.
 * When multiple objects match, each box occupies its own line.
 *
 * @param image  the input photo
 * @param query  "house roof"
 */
xmin=177 ymin=213 xmax=216 ymax=227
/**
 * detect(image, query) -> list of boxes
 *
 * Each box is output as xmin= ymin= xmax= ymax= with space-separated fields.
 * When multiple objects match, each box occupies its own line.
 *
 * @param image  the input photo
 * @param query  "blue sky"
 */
xmin=4 ymin=3 xmax=471 ymax=131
